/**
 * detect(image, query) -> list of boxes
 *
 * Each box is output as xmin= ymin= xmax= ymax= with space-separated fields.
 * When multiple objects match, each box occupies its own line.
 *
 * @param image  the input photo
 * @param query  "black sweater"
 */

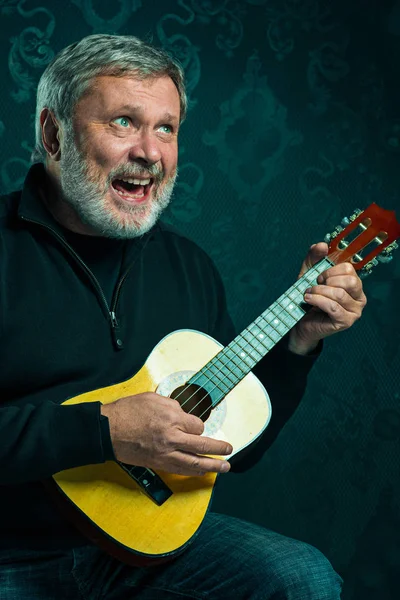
xmin=0 ymin=163 xmax=321 ymax=549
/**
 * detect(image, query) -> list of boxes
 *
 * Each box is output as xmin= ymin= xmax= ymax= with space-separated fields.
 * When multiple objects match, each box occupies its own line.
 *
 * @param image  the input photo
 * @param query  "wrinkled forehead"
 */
xmin=75 ymin=74 xmax=181 ymax=121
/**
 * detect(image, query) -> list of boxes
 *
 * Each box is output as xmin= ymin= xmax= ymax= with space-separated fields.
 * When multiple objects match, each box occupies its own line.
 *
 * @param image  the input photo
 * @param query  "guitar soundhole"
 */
xmin=170 ymin=384 xmax=212 ymax=422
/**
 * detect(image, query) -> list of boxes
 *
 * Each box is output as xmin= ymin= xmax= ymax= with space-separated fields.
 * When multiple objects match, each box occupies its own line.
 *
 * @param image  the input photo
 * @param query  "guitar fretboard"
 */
xmin=187 ymin=257 xmax=334 ymax=405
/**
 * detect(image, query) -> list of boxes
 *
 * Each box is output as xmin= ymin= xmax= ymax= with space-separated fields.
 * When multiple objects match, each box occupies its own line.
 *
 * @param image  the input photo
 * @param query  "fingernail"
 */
xmin=221 ymin=462 xmax=230 ymax=472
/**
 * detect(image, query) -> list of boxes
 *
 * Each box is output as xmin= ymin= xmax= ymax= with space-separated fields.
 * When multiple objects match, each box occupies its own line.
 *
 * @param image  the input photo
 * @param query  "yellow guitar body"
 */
xmin=52 ymin=329 xmax=271 ymax=564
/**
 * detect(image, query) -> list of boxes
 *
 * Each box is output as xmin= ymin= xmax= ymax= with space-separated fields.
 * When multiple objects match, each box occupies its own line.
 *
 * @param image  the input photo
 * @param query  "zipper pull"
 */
xmin=110 ymin=311 xmax=124 ymax=350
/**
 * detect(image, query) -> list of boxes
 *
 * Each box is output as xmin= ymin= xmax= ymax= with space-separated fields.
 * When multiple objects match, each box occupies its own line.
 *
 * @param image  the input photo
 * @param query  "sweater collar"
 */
xmin=18 ymin=162 xmax=65 ymax=234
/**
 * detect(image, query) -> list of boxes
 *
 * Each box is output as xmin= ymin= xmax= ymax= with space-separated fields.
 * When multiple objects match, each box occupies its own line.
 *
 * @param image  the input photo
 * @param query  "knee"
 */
xmin=267 ymin=539 xmax=343 ymax=599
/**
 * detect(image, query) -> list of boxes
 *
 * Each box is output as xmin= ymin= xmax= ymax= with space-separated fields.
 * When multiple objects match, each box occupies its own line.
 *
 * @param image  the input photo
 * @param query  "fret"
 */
xmin=303 ymin=270 xmax=318 ymax=284
xmin=287 ymin=288 xmax=302 ymax=303
xmin=213 ymin=360 xmax=240 ymax=393
xmin=202 ymin=350 xmax=241 ymax=393
xmin=211 ymin=356 xmax=238 ymax=385
xmin=236 ymin=336 xmax=264 ymax=362
xmin=223 ymin=344 xmax=251 ymax=375
xmin=204 ymin=361 xmax=233 ymax=394
xmin=275 ymin=296 xmax=292 ymax=309
xmin=193 ymin=257 xmax=336 ymax=399
xmin=246 ymin=322 xmax=276 ymax=349
xmin=269 ymin=326 xmax=281 ymax=342
xmin=259 ymin=309 xmax=274 ymax=324
xmin=248 ymin=323 xmax=275 ymax=351
xmin=233 ymin=341 xmax=261 ymax=368
xmin=257 ymin=318 xmax=281 ymax=342
xmin=247 ymin=322 xmax=274 ymax=350
xmin=270 ymin=302 xmax=297 ymax=324
xmin=280 ymin=311 xmax=297 ymax=327
xmin=242 ymin=329 xmax=269 ymax=351
xmin=295 ymin=278 xmax=312 ymax=293
xmin=212 ymin=356 xmax=239 ymax=387
xmin=285 ymin=302 xmax=305 ymax=321
xmin=270 ymin=316 xmax=288 ymax=335
xmin=244 ymin=329 xmax=267 ymax=354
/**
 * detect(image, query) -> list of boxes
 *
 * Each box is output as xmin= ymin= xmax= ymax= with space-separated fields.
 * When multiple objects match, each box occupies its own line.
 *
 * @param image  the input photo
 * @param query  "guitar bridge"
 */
xmin=118 ymin=463 xmax=173 ymax=506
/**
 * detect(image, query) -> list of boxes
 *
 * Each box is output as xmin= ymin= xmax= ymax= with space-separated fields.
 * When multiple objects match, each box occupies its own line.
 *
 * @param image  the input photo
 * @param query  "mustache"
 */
xmin=108 ymin=165 xmax=164 ymax=184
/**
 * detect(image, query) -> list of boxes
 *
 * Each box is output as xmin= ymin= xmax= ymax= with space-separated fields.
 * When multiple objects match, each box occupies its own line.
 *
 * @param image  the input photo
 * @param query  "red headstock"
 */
xmin=326 ymin=203 xmax=400 ymax=278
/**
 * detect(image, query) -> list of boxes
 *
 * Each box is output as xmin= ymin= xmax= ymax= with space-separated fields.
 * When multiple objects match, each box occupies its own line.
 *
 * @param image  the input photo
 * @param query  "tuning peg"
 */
xmin=376 ymin=241 xmax=398 ymax=263
xmin=341 ymin=217 xmax=350 ymax=227
xmin=377 ymin=254 xmax=394 ymax=263
xmin=349 ymin=209 xmax=362 ymax=221
xmin=359 ymin=256 xmax=380 ymax=279
xmin=324 ymin=223 xmax=346 ymax=243
xmin=365 ymin=258 xmax=379 ymax=268
xmin=359 ymin=268 xmax=372 ymax=280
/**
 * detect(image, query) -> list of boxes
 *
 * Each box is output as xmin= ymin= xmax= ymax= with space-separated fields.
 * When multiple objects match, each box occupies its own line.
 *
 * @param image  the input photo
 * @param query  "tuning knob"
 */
xmin=359 ymin=268 xmax=372 ymax=279
xmin=359 ymin=257 xmax=380 ymax=279
xmin=324 ymin=223 xmax=345 ymax=243
xmin=377 ymin=254 xmax=394 ymax=263
xmin=366 ymin=258 xmax=379 ymax=268
xmin=341 ymin=217 xmax=350 ymax=227
xmin=349 ymin=209 xmax=363 ymax=221
xmin=377 ymin=241 xmax=398 ymax=263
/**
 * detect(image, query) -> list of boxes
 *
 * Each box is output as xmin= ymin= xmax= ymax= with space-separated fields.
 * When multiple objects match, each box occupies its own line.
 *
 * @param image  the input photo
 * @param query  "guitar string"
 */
xmin=124 ymin=261 xmax=326 ymax=482
xmin=182 ymin=299 xmax=303 ymax=423
xmin=180 ymin=300 xmax=298 ymax=422
xmin=170 ymin=261 xmax=325 ymax=422
xmin=174 ymin=265 xmax=321 ymax=421
xmin=124 ymin=288 xmax=311 ymax=485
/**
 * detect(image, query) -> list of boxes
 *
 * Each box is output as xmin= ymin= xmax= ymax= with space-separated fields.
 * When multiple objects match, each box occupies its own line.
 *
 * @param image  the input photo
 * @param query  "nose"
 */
xmin=128 ymin=129 xmax=162 ymax=167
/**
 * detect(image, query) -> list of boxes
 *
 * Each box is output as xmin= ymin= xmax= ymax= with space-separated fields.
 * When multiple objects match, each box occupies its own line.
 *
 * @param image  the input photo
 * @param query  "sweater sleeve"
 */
xmin=0 ymin=400 xmax=113 ymax=485
xmin=208 ymin=258 xmax=323 ymax=472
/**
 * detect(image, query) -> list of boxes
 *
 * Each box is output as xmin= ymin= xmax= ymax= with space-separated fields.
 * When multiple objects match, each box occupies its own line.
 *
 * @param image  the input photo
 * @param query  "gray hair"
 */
xmin=31 ymin=34 xmax=187 ymax=163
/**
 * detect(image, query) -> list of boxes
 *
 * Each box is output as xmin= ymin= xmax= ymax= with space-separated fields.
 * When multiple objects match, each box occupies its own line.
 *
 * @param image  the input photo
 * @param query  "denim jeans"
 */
xmin=0 ymin=512 xmax=343 ymax=599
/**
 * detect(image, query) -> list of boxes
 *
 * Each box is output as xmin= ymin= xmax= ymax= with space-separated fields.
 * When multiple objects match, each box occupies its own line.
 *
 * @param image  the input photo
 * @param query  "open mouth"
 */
xmin=111 ymin=176 xmax=154 ymax=201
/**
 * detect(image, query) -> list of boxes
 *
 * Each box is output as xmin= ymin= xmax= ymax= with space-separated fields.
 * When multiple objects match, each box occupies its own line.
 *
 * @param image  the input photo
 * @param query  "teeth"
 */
xmin=120 ymin=177 xmax=151 ymax=185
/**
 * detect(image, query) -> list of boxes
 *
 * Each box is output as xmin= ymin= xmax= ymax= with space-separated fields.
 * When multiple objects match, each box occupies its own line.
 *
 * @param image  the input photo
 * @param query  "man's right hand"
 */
xmin=100 ymin=393 xmax=232 ymax=476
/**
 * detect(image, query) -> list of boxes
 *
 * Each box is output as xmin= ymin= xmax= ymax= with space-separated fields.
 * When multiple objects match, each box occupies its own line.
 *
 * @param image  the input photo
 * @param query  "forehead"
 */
xmin=76 ymin=74 xmax=181 ymax=119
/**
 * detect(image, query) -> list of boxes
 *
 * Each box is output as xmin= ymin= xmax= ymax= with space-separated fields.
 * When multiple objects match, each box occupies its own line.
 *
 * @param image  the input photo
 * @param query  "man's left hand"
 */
xmin=288 ymin=242 xmax=367 ymax=355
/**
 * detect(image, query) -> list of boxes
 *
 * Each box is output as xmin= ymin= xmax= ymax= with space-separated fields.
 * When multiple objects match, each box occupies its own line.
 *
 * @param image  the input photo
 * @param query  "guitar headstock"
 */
xmin=325 ymin=203 xmax=400 ymax=279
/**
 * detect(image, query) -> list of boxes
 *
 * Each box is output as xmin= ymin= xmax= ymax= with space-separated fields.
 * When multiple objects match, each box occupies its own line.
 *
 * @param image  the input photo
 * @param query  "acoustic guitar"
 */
xmin=44 ymin=203 xmax=400 ymax=566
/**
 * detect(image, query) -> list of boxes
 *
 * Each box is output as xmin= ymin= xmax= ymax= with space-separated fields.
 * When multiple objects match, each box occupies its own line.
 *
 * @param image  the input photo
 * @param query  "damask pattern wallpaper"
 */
xmin=0 ymin=1 xmax=399 ymax=598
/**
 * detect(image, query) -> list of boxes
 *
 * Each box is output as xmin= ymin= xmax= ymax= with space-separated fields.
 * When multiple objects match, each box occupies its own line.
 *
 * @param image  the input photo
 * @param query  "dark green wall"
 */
xmin=1 ymin=1 xmax=399 ymax=598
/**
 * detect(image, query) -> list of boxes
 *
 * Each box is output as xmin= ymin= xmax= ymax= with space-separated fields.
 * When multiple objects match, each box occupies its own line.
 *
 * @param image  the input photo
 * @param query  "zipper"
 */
xmin=20 ymin=216 xmax=128 ymax=351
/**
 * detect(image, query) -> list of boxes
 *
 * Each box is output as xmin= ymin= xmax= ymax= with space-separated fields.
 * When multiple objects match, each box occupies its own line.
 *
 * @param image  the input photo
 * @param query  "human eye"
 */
xmin=159 ymin=124 xmax=174 ymax=134
xmin=113 ymin=116 xmax=130 ymax=128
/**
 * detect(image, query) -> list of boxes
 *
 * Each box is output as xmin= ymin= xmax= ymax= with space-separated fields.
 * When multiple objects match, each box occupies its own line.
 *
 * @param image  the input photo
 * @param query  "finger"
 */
xmin=167 ymin=451 xmax=231 ymax=475
xmin=303 ymin=290 xmax=352 ymax=327
xmin=314 ymin=275 xmax=364 ymax=302
xmin=178 ymin=433 xmax=233 ymax=456
xmin=179 ymin=411 xmax=205 ymax=435
xmin=306 ymin=284 xmax=355 ymax=309
xmin=316 ymin=263 xmax=359 ymax=284
xmin=298 ymin=242 xmax=329 ymax=278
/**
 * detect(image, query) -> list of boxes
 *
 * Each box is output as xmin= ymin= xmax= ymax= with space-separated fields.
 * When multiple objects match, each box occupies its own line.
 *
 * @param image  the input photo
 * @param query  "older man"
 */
xmin=0 ymin=34 xmax=366 ymax=598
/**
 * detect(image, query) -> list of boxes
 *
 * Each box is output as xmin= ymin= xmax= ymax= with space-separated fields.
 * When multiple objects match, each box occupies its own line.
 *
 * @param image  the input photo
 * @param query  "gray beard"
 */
xmin=58 ymin=131 xmax=177 ymax=239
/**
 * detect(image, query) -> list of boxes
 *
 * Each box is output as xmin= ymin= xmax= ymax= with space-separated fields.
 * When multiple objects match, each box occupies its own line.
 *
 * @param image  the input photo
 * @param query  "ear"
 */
xmin=40 ymin=108 xmax=62 ymax=161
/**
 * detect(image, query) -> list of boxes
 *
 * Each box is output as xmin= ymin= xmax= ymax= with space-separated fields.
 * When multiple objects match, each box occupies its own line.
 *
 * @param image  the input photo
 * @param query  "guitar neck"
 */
xmin=187 ymin=256 xmax=334 ymax=406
